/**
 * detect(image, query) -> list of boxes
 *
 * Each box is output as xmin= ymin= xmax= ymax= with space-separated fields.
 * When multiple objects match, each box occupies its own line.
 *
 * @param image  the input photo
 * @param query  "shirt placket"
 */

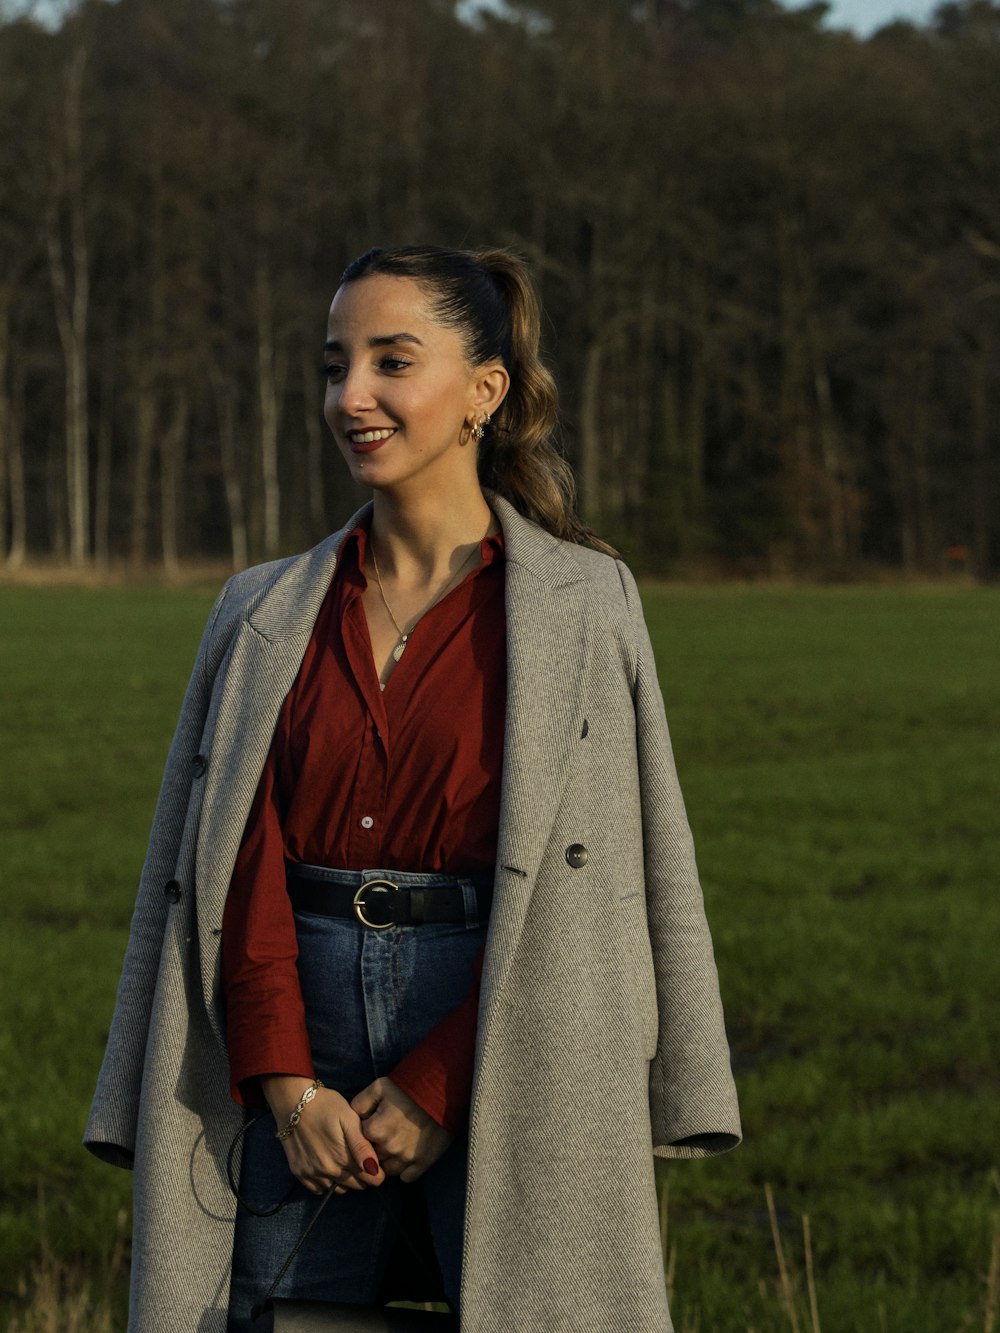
xmin=341 ymin=589 xmax=391 ymax=867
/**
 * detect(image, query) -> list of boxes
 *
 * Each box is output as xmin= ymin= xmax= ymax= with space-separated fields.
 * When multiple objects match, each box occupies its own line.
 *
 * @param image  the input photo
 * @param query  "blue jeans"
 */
xmin=227 ymin=868 xmax=489 ymax=1332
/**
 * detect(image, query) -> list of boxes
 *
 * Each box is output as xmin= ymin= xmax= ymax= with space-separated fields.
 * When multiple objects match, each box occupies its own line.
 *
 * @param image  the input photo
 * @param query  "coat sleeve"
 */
xmin=616 ymin=561 xmax=742 ymax=1159
xmin=84 ymin=580 xmax=233 ymax=1169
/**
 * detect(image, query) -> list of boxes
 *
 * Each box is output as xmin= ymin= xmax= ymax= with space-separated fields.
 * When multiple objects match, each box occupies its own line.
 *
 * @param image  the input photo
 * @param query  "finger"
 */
xmin=350 ymin=1081 xmax=382 ymax=1119
xmin=344 ymin=1124 xmax=383 ymax=1182
xmin=302 ymin=1170 xmax=363 ymax=1194
xmin=398 ymin=1162 xmax=426 ymax=1184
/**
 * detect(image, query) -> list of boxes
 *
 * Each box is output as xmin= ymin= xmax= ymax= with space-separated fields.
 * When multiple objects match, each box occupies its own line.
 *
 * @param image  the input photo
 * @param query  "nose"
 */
xmin=332 ymin=364 xmax=377 ymax=417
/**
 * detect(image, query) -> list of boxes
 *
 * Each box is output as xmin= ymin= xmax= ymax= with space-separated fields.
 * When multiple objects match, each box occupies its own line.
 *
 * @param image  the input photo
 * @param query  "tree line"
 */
xmin=1 ymin=0 xmax=998 ymax=576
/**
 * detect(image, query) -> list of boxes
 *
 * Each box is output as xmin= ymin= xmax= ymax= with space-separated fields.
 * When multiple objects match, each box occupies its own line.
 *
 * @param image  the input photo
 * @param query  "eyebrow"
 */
xmin=323 ymin=332 xmax=424 ymax=352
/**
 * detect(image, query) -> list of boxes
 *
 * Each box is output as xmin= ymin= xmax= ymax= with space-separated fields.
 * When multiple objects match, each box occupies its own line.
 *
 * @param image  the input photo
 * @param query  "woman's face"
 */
xmin=323 ymin=274 xmax=500 ymax=494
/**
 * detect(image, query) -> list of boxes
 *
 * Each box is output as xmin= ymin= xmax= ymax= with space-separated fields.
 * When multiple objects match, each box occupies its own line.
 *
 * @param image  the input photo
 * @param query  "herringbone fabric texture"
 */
xmin=85 ymin=497 xmax=740 ymax=1332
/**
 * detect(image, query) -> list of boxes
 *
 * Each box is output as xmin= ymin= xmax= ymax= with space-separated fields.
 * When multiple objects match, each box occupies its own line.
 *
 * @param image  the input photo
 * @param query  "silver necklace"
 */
xmin=369 ymin=537 xmax=483 ymax=666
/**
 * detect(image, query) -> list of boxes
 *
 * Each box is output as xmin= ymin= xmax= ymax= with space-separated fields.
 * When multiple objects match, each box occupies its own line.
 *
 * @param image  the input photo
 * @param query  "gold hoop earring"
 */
xmin=472 ymin=412 xmax=491 ymax=443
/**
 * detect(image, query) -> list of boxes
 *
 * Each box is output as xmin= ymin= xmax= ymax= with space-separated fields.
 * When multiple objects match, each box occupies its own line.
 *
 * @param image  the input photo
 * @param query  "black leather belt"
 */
xmin=285 ymin=864 xmax=494 ymax=930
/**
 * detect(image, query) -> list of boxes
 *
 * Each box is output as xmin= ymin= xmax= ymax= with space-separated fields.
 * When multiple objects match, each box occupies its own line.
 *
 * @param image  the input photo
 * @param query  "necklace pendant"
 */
xmin=392 ymin=636 xmax=408 ymax=663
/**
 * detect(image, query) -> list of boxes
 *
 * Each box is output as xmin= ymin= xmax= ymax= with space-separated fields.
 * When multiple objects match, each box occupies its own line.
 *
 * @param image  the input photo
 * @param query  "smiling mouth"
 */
xmin=347 ymin=427 xmax=396 ymax=452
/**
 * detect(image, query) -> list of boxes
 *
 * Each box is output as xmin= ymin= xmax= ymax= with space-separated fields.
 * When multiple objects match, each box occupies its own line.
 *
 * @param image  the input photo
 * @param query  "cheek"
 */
xmin=421 ymin=382 xmax=472 ymax=435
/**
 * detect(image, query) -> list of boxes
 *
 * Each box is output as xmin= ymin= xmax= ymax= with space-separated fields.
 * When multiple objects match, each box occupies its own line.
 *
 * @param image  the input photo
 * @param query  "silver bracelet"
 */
xmin=275 ymin=1079 xmax=324 ymax=1141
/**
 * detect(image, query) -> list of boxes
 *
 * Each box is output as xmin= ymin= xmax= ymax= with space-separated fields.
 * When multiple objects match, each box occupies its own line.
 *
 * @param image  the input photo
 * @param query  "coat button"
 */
xmin=164 ymin=880 xmax=182 ymax=903
xmin=565 ymin=844 xmax=588 ymax=869
xmin=192 ymin=754 xmax=207 ymax=777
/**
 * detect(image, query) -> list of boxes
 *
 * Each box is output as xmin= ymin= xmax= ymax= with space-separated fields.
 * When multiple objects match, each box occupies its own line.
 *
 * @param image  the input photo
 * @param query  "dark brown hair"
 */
xmin=339 ymin=244 xmax=613 ymax=553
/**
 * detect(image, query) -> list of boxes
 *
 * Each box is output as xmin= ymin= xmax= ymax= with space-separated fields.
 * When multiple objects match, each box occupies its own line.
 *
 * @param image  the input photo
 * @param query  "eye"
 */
xmin=322 ymin=362 xmax=346 ymax=381
xmin=379 ymin=356 xmax=412 ymax=372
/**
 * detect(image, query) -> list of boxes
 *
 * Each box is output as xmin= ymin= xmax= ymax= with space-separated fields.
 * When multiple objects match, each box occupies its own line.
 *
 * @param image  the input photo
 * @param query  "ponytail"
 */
xmin=472 ymin=250 xmax=614 ymax=554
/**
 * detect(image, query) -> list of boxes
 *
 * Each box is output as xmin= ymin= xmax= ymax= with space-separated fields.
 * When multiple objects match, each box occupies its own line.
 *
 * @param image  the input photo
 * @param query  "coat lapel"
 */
xmin=480 ymin=497 xmax=593 ymax=1016
xmin=195 ymin=507 xmax=371 ymax=1029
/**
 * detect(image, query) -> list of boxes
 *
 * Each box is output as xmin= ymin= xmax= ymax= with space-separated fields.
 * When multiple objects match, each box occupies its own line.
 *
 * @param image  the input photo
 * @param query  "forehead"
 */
xmin=327 ymin=274 xmax=443 ymax=340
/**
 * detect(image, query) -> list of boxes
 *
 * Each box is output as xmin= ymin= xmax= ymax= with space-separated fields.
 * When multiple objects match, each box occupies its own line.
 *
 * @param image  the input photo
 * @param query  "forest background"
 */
xmin=2 ymin=0 xmax=1000 ymax=579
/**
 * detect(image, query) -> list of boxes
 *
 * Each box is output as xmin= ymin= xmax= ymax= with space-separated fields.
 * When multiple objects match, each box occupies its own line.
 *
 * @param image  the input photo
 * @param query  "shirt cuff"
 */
xmin=389 ymin=988 xmax=479 ymax=1136
xmin=228 ymin=1028 xmax=316 ymax=1107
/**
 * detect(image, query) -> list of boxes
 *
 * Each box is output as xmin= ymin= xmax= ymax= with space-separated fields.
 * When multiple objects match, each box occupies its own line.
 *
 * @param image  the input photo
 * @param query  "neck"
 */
xmin=369 ymin=481 xmax=496 ymax=581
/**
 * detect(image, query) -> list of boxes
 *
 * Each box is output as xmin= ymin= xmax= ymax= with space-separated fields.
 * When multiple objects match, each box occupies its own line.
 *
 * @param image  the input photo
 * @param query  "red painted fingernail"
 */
xmin=364 ymin=1157 xmax=379 ymax=1177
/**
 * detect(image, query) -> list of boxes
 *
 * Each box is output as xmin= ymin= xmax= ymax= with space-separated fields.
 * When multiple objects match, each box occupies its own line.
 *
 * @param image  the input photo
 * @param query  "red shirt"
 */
xmin=221 ymin=525 xmax=506 ymax=1135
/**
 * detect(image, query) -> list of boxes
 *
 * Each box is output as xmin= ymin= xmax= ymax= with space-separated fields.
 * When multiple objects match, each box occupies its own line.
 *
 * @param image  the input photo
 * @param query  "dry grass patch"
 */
xmin=6 ymin=1209 xmax=127 ymax=1333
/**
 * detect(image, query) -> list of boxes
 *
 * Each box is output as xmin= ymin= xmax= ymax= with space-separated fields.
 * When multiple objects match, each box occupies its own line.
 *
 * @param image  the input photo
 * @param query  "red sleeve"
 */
xmin=389 ymin=948 xmax=484 ymax=1136
xmin=221 ymin=712 xmax=315 ymax=1107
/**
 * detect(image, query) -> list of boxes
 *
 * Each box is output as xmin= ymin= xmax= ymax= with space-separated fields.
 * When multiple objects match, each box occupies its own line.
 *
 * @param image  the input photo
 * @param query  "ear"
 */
xmin=471 ymin=362 xmax=510 ymax=418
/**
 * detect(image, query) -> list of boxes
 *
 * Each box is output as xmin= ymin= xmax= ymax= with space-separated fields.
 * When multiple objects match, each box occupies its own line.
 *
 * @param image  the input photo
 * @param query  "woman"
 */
xmin=86 ymin=245 xmax=741 ymax=1332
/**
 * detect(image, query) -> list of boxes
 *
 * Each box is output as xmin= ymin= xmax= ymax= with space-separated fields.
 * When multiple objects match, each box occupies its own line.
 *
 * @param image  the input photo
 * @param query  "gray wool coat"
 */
xmin=85 ymin=495 xmax=741 ymax=1333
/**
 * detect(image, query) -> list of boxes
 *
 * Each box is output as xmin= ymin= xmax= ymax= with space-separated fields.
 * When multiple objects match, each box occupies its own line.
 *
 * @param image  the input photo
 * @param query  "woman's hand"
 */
xmin=350 ymin=1077 xmax=452 ymax=1183
xmin=262 ymin=1075 xmax=385 ymax=1196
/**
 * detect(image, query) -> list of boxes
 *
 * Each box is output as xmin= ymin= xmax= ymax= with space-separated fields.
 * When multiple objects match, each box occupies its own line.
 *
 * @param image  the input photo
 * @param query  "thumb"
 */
xmin=344 ymin=1120 xmax=381 ymax=1180
xmin=350 ymin=1081 xmax=382 ymax=1119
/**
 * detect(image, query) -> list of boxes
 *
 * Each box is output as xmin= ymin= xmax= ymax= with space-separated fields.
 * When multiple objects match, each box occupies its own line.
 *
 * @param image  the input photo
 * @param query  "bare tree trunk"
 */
xmin=302 ymin=346 xmax=327 ymax=540
xmin=910 ymin=379 xmax=934 ymax=569
xmin=811 ymin=352 xmax=846 ymax=562
xmin=213 ymin=371 xmax=249 ymax=571
xmin=685 ymin=266 xmax=708 ymax=539
xmin=882 ymin=361 xmax=926 ymax=573
xmin=777 ymin=238 xmax=811 ymax=563
xmin=130 ymin=381 xmax=157 ymax=568
xmin=0 ymin=292 xmax=9 ymax=563
xmin=579 ymin=337 xmax=602 ymax=524
xmin=7 ymin=388 xmax=27 ymax=568
xmin=805 ymin=311 xmax=848 ymax=563
xmin=2 ymin=299 xmax=28 ymax=566
xmin=47 ymin=436 xmax=68 ymax=561
xmin=256 ymin=257 xmax=285 ymax=558
xmin=659 ymin=276 xmax=693 ymax=558
xmin=884 ymin=422 xmax=916 ymax=573
xmin=633 ymin=294 xmax=656 ymax=527
xmin=94 ymin=337 xmax=114 ymax=571
xmin=159 ymin=389 xmax=188 ymax=576
xmin=46 ymin=46 xmax=91 ymax=568
xmin=970 ymin=336 xmax=990 ymax=574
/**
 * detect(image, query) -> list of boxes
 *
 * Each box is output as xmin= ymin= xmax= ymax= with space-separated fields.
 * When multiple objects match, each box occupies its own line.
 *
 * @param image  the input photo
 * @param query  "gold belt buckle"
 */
xmin=353 ymin=878 xmax=399 ymax=930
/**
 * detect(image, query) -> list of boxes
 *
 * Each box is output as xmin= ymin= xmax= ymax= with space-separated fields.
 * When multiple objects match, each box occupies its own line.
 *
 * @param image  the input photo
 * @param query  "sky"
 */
xmin=7 ymin=0 xmax=949 ymax=38
xmin=782 ymin=0 xmax=940 ymax=36
xmin=456 ymin=0 xmax=946 ymax=37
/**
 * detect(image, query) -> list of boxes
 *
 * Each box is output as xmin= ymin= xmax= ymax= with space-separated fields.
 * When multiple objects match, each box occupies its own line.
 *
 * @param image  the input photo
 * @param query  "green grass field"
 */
xmin=1 ymin=582 xmax=997 ymax=1331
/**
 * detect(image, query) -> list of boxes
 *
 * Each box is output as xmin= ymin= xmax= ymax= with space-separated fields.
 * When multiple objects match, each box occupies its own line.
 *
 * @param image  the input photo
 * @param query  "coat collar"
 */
xmin=196 ymin=493 xmax=593 ymax=1038
xmin=244 ymin=492 xmax=587 ymax=644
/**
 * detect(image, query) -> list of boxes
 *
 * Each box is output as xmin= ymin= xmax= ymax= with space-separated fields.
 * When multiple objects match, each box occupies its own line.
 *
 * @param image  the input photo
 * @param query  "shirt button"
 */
xmin=360 ymin=816 xmax=374 ymax=830
xmin=565 ymin=844 xmax=589 ymax=869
